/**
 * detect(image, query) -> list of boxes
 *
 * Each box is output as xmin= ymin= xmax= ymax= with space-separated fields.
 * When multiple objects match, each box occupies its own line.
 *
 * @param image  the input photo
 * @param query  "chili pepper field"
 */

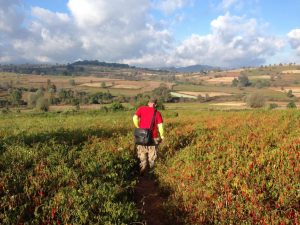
xmin=0 ymin=109 xmax=299 ymax=224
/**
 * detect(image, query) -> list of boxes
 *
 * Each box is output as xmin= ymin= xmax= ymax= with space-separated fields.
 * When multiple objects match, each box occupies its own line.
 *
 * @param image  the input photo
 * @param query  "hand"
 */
xmin=159 ymin=137 xmax=164 ymax=143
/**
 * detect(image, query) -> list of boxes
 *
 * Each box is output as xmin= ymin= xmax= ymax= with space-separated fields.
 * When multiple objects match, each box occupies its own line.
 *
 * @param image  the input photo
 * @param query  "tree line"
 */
xmin=0 ymin=82 xmax=175 ymax=112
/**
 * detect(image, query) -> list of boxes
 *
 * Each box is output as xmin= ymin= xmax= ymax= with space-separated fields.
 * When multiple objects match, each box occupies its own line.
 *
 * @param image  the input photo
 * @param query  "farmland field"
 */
xmin=270 ymin=87 xmax=300 ymax=97
xmin=178 ymin=91 xmax=232 ymax=97
xmin=0 ymin=72 xmax=174 ymax=97
xmin=282 ymin=70 xmax=300 ymax=74
xmin=0 ymin=109 xmax=299 ymax=224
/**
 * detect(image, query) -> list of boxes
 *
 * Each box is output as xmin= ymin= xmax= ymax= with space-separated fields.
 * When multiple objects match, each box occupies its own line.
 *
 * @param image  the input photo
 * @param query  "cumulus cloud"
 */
xmin=153 ymin=0 xmax=192 ymax=14
xmin=0 ymin=0 xmax=32 ymax=63
xmin=288 ymin=29 xmax=300 ymax=55
xmin=0 ymin=0 xmax=23 ymax=33
xmin=170 ymin=13 xmax=284 ymax=67
xmin=0 ymin=0 xmax=290 ymax=67
xmin=68 ymin=0 xmax=148 ymax=28
xmin=0 ymin=0 xmax=173 ymax=64
xmin=67 ymin=0 xmax=173 ymax=62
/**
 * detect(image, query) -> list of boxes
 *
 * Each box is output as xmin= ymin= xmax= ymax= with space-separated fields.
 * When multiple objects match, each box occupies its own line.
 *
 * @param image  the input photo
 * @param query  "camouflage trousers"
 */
xmin=136 ymin=141 xmax=159 ymax=173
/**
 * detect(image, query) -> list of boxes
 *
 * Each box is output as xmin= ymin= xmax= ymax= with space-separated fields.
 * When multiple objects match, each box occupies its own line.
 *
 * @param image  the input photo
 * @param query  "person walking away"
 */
xmin=133 ymin=98 xmax=164 ymax=174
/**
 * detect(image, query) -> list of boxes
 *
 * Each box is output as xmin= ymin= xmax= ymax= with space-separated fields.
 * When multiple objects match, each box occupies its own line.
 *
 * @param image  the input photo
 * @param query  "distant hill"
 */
xmin=161 ymin=64 xmax=221 ymax=73
xmin=71 ymin=60 xmax=131 ymax=69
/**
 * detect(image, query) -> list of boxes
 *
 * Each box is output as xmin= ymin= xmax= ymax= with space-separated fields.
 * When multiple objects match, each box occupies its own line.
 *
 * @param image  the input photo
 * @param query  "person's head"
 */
xmin=148 ymin=97 xmax=157 ymax=108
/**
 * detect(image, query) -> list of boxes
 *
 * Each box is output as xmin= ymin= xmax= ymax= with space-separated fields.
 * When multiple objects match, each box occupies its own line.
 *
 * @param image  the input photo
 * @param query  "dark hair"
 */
xmin=149 ymin=97 xmax=157 ymax=104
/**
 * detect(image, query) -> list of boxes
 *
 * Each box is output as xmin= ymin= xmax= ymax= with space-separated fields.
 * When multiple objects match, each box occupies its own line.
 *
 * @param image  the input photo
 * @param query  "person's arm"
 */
xmin=133 ymin=107 xmax=142 ymax=128
xmin=133 ymin=115 xmax=139 ymax=128
xmin=158 ymin=123 xmax=164 ymax=139
xmin=156 ymin=111 xmax=164 ymax=139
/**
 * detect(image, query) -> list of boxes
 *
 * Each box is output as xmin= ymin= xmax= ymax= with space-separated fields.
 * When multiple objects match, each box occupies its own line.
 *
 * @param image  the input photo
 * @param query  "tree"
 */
xmin=46 ymin=79 xmax=51 ymax=90
xmin=231 ymin=78 xmax=238 ymax=87
xmin=9 ymin=88 xmax=22 ymax=106
xmin=238 ymin=74 xmax=251 ymax=87
xmin=287 ymin=90 xmax=294 ymax=98
xmin=36 ymin=97 xmax=49 ymax=112
xmin=27 ymin=89 xmax=44 ymax=108
xmin=28 ymin=93 xmax=38 ymax=108
xmin=151 ymin=85 xmax=172 ymax=102
xmin=48 ymin=84 xmax=57 ymax=93
xmin=287 ymin=101 xmax=296 ymax=109
xmin=246 ymin=93 xmax=265 ymax=108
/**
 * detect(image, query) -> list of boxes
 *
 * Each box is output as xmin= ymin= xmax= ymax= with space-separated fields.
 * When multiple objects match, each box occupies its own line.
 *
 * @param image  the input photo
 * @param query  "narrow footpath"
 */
xmin=134 ymin=176 xmax=170 ymax=225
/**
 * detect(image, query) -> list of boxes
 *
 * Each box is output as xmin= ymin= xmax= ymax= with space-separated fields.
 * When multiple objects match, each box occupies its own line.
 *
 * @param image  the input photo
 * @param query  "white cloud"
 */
xmin=0 ymin=0 xmax=23 ymax=32
xmin=66 ymin=0 xmax=172 ymax=62
xmin=32 ymin=7 xmax=71 ymax=25
xmin=0 ymin=0 xmax=290 ymax=67
xmin=68 ymin=0 xmax=149 ymax=28
xmin=0 ymin=0 xmax=173 ymax=64
xmin=170 ymin=13 xmax=284 ymax=67
xmin=288 ymin=29 xmax=300 ymax=55
xmin=217 ymin=0 xmax=261 ymax=15
xmin=153 ymin=0 xmax=191 ymax=14
xmin=0 ymin=0 xmax=32 ymax=63
xmin=220 ymin=0 xmax=240 ymax=11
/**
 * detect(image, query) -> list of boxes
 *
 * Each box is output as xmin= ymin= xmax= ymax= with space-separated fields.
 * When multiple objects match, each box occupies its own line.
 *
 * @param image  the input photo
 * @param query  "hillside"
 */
xmin=160 ymin=64 xmax=220 ymax=73
xmin=1 ymin=63 xmax=300 ymax=112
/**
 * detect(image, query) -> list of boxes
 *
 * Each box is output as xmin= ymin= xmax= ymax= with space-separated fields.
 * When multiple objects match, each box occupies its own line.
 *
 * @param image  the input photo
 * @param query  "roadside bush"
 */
xmin=246 ymin=93 xmax=265 ymax=108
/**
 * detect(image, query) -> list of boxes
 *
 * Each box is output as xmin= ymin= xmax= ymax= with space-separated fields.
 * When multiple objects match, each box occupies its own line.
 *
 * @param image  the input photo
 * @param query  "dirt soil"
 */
xmin=134 ymin=176 xmax=171 ymax=225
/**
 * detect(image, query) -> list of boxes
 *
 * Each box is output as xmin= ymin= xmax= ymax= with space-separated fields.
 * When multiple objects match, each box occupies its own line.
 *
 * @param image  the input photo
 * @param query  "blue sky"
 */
xmin=1 ymin=0 xmax=300 ymax=68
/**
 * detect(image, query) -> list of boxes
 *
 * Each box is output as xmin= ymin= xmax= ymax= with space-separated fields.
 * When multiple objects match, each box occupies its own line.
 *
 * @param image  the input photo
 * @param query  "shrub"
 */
xmin=231 ymin=78 xmax=239 ymax=87
xmin=36 ymin=97 xmax=49 ymax=112
xmin=1 ymin=108 xmax=10 ymax=114
xmin=69 ymin=79 xmax=76 ymax=86
xmin=287 ymin=90 xmax=294 ymax=98
xmin=27 ymin=92 xmax=38 ymax=107
xmin=155 ymin=101 xmax=165 ymax=110
xmin=246 ymin=93 xmax=265 ymax=108
xmin=100 ymin=106 xmax=108 ymax=112
xmin=8 ymin=88 xmax=22 ymax=106
xmin=287 ymin=101 xmax=296 ymax=108
xmin=75 ymin=104 xmax=80 ymax=111
xmin=254 ymin=80 xmax=271 ymax=89
xmin=110 ymin=101 xmax=125 ymax=111
xmin=237 ymin=74 xmax=251 ymax=87
xmin=28 ymin=90 xmax=44 ymax=108
xmin=268 ymin=103 xmax=278 ymax=110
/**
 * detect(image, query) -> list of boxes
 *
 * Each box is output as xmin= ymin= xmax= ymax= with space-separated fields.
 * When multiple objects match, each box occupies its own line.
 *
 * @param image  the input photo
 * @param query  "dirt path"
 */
xmin=134 ymin=176 xmax=170 ymax=225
